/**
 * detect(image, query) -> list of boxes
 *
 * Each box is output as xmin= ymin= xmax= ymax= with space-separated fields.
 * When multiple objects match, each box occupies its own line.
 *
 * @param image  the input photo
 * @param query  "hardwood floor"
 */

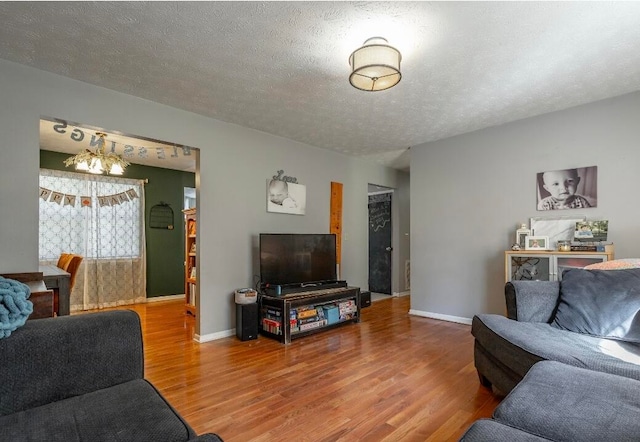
xmin=106 ymin=296 xmax=501 ymax=441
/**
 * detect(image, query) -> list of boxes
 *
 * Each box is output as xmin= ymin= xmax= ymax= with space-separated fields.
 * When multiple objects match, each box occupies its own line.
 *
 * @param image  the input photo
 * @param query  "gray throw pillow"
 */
xmin=551 ymin=268 xmax=640 ymax=343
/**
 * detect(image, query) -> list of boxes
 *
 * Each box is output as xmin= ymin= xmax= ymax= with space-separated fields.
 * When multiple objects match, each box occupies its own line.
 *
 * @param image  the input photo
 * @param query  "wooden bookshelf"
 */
xmin=183 ymin=208 xmax=197 ymax=316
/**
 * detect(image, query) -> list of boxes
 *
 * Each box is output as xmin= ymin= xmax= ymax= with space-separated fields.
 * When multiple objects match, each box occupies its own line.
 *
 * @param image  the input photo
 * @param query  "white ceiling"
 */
xmin=3 ymin=2 xmax=640 ymax=172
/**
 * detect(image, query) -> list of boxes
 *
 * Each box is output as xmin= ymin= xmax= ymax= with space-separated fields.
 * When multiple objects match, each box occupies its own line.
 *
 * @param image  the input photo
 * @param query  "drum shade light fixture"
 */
xmin=64 ymin=132 xmax=130 ymax=175
xmin=349 ymin=37 xmax=402 ymax=92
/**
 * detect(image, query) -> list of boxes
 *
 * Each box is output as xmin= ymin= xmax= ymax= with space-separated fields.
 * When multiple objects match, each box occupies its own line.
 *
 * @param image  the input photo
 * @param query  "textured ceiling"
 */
xmin=2 ymin=2 xmax=640 ymax=172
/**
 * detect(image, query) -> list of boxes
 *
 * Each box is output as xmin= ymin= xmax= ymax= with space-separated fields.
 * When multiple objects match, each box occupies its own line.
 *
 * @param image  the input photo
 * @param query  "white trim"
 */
xmin=145 ymin=294 xmax=184 ymax=303
xmin=392 ymin=290 xmax=411 ymax=297
xmin=408 ymin=309 xmax=472 ymax=325
xmin=194 ymin=329 xmax=236 ymax=343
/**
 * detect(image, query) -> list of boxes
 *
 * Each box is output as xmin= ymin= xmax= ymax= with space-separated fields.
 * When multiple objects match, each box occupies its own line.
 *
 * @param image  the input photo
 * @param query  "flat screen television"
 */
xmin=260 ymin=233 xmax=337 ymax=286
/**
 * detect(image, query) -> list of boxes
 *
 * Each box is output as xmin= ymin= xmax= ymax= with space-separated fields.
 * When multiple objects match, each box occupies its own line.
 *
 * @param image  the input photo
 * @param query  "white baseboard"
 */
xmin=194 ymin=329 xmax=236 ymax=343
xmin=392 ymin=290 xmax=411 ymax=297
xmin=146 ymin=294 xmax=184 ymax=303
xmin=408 ymin=309 xmax=472 ymax=325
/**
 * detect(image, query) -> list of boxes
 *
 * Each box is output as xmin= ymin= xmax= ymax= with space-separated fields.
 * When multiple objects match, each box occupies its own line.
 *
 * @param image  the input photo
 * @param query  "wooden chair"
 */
xmin=54 ymin=254 xmax=83 ymax=314
xmin=56 ymin=253 xmax=74 ymax=271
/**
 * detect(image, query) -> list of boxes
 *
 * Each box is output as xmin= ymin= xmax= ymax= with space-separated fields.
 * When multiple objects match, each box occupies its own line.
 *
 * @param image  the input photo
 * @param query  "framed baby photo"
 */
xmin=525 ymin=236 xmax=549 ymax=250
xmin=266 ymin=179 xmax=306 ymax=215
xmin=536 ymin=166 xmax=597 ymax=211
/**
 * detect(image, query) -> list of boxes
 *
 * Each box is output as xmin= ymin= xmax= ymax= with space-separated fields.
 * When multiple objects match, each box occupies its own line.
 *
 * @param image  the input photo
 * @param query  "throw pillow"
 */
xmin=584 ymin=258 xmax=640 ymax=270
xmin=551 ymin=268 xmax=640 ymax=343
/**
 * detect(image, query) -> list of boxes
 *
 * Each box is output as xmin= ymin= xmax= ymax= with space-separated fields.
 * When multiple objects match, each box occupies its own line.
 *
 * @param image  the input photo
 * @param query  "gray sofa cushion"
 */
xmin=473 ymin=314 xmax=640 ymax=381
xmin=494 ymin=361 xmax=640 ymax=442
xmin=0 ymin=379 xmax=196 ymax=442
xmin=459 ymin=419 xmax=551 ymax=441
xmin=0 ymin=310 xmax=144 ymax=416
xmin=552 ymin=268 xmax=640 ymax=343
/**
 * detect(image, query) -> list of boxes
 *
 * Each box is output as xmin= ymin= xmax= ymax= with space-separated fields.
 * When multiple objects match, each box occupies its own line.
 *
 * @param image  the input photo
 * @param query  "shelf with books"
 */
xmin=260 ymin=286 xmax=360 ymax=344
xmin=183 ymin=208 xmax=197 ymax=316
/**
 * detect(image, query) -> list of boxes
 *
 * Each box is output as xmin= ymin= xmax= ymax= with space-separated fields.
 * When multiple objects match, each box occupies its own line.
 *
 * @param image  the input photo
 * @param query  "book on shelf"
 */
xmin=298 ymin=316 xmax=321 ymax=325
xmin=298 ymin=319 xmax=327 ymax=331
xmin=265 ymin=307 xmax=282 ymax=317
xmin=297 ymin=308 xmax=319 ymax=320
xmin=262 ymin=318 xmax=281 ymax=334
xmin=188 ymin=220 xmax=197 ymax=236
xmin=188 ymin=283 xmax=196 ymax=306
xmin=570 ymin=245 xmax=598 ymax=252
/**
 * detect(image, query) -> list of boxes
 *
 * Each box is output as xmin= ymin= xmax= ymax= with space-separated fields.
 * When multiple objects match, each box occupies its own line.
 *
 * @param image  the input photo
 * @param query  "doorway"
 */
xmin=368 ymin=185 xmax=393 ymax=296
xmin=38 ymin=117 xmax=199 ymax=313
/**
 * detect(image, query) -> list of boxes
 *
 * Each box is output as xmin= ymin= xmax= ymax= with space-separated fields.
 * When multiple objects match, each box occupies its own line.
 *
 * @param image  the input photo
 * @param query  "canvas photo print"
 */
xmin=574 ymin=220 xmax=609 ymax=242
xmin=536 ymin=166 xmax=597 ymax=211
xmin=267 ymin=179 xmax=306 ymax=215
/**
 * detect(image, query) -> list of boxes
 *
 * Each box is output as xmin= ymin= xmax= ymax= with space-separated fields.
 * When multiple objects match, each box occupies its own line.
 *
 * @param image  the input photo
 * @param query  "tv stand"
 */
xmin=260 ymin=286 xmax=360 ymax=344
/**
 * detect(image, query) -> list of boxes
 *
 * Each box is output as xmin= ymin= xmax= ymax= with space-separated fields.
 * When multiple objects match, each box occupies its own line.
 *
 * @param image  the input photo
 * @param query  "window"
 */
xmin=39 ymin=169 xmax=144 ymax=260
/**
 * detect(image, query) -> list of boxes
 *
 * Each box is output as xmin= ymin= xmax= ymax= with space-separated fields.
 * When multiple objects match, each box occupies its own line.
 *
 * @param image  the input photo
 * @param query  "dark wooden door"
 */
xmin=368 ymin=193 xmax=392 ymax=294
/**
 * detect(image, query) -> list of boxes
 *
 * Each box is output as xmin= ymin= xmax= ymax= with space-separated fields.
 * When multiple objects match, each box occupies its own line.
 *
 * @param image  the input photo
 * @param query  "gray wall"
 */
xmin=0 ymin=59 xmax=409 ymax=337
xmin=411 ymin=91 xmax=640 ymax=320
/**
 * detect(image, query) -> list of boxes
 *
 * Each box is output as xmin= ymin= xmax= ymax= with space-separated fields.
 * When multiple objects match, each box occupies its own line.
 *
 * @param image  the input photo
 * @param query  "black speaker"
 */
xmin=236 ymin=303 xmax=258 ymax=341
xmin=360 ymin=291 xmax=372 ymax=308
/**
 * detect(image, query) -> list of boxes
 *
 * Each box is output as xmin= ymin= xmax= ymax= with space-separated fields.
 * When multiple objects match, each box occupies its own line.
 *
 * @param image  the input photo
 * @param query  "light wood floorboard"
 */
xmin=99 ymin=296 xmax=501 ymax=441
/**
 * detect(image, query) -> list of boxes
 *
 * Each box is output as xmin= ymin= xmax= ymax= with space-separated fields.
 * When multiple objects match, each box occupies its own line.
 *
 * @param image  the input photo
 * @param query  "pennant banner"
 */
xmin=39 ymin=187 xmax=139 ymax=208
xmin=39 ymin=187 xmax=52 ymax=201
xmin=50 ymin=192 xmax=64 ymax=205
xmin=63 ymin=194 xmax=76 ymax=206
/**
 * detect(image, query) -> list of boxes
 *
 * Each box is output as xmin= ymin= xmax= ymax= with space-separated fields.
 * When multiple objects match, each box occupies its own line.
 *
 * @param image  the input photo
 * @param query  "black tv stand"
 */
xmin=260 ymin=286 xmax=361 ymax=344
xmin=264 ymin=280 xmax=347 ymax=297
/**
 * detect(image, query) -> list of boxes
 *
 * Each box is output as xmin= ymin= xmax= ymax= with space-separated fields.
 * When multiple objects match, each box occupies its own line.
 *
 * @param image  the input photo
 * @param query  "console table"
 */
xmin=505 ymin=249 xmax=614 ymax=282
xmin=0 ymin=272 xmax=55 ymax=319
xmin=261 ymin=286 xmax=360 ymax=344
xmin=39 ymin=265 xmax=71 ymax=316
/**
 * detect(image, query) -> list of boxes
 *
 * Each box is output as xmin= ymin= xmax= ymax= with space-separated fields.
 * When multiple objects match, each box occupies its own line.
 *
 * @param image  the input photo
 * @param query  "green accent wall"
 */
xmin=40 ymin=150 xmax=195 ymax=298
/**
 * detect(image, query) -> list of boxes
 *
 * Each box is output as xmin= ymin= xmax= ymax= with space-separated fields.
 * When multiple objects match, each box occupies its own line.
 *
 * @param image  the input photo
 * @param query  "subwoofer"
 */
xmin=236 ymin=302 xmax=258 ymax=341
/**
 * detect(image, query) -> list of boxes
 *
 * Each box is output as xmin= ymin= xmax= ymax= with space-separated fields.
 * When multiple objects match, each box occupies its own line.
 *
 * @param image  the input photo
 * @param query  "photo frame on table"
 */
xmin=525 ymin=236 xmax=549 ymax=250
xmin=516 ymin=229 xmax=530 ymax=249
xmin=530 ymin=215 xmax=586 ymax=249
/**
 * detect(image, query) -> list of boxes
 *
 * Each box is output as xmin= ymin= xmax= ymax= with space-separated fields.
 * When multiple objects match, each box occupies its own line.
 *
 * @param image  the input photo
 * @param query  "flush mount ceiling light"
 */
xmin=64 ymin=132 xmax=130 ymax=175
xmin=349 ymin=37 xmax=402 ymax=92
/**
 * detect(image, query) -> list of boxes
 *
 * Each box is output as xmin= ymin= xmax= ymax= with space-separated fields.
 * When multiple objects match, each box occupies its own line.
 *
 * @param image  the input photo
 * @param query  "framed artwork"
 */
xmin=574 ymin=220 xmax=609 ymax=242
xmin=525 ymin=236 xmax=549 ymax=250
xmin=536 ymin=166 xmax=597 ymax=211
xmin=530 ymin=215 xmax=586 ymax=249
xmin=267 ymin=179 xmax=306 ymax=215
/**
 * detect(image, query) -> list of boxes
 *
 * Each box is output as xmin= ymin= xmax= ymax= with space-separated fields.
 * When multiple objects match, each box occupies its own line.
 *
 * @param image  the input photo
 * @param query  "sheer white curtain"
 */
xmin=39 ymin=168 xmax=146 ymax=311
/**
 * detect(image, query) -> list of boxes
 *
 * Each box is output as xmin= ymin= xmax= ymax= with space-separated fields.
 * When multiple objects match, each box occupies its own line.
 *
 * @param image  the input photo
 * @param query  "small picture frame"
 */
xmin=525 ymin=236 xmax=549 ymax=250
xmin=516 ymin=226 xmax=531 ymax=249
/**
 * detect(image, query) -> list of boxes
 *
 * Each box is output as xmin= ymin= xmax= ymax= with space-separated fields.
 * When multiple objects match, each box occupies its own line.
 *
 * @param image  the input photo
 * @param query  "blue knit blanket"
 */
xmin=0 ymin=276 xmax=33 ymax=338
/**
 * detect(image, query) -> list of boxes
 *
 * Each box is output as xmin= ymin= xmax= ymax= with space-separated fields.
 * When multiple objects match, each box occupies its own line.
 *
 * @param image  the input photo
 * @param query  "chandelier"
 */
xmin=349 ymin=37 xmax=402 ymax=92
xmin=64 ymin=132 xmax=130 ymax=175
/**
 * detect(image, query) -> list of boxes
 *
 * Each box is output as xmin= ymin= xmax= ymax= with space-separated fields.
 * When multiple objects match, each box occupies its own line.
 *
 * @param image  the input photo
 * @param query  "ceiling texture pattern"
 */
xmin=2 ymin=2 xmax=640 ymax=171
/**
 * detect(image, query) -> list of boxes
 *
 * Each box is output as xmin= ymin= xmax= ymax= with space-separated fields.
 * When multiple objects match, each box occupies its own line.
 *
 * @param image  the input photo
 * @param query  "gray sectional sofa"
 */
xmin=0 ymin=310 xmax=222 ymax=442
xmin=462 ymin=267 xmax=640 ymax=440
xmin=461 ymin=360 xmax=640 ymax=441
xmin=472 ymin=269 xmax=640 ymax=394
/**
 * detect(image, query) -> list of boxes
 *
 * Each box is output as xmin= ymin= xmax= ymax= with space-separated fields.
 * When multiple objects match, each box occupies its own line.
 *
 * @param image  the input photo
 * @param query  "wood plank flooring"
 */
xmin=105 ymin=296 xmax=501 ymax=441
